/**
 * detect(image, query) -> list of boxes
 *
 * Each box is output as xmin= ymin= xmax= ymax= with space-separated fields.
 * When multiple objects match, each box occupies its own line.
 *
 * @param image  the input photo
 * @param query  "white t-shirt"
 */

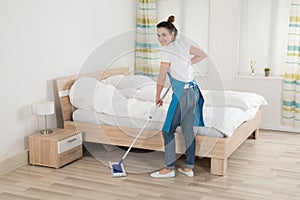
xmin=160 ymin=39 xmax=194 ymax=82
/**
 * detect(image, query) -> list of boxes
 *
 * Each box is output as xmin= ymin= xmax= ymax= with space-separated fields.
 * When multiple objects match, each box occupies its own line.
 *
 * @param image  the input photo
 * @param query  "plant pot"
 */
xmin=265 ymin=71 xmax=270 ymax=77
xmin=250 ymin=72 xmax=255 ymax=76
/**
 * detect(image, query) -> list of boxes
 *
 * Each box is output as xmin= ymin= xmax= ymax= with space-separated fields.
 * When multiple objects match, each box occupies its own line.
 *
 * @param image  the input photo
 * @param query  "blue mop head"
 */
xmin=109 ymin=160 xmax=127 ymax=177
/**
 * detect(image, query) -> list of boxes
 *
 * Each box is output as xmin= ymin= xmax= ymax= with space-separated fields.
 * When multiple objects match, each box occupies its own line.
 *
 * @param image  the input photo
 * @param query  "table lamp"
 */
xmin=36 ymin=101 xmax=55 ymax=134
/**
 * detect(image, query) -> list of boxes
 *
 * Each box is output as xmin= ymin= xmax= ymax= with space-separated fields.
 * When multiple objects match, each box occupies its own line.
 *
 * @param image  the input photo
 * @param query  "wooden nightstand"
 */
xmin=29 ymin=128 xmax=83 ymax=168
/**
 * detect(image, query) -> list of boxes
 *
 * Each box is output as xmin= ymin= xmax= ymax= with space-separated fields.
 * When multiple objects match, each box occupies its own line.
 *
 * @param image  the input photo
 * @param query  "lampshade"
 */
xmin=36 ymin=101 xmax=55 ymax=115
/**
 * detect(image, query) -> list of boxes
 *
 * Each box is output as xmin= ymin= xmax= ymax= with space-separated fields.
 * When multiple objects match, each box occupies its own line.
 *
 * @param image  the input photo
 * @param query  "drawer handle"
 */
xmin=67 ymin=138 xmax=77 ymax=143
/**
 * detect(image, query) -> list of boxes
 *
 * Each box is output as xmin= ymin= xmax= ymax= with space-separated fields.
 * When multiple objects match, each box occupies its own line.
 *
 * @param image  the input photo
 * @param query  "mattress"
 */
xmin=73 ymin=106 xmax=259 ymax=138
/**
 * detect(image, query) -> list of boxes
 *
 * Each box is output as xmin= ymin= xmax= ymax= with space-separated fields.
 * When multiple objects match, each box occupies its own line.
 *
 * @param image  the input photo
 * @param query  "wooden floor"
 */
xmin=0 ymin=130 xmax=300 ymax=200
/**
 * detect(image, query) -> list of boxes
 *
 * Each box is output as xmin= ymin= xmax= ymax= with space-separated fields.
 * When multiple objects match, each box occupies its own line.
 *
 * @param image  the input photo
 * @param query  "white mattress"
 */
xmin=73 ymin=106 xmax=259 ymax=138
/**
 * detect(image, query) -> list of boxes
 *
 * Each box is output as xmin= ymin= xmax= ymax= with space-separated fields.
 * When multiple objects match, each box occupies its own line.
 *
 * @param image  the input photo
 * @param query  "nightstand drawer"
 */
xmin=58 ymin=132 xmax=82 ymax=154
xmin=59 ymin=145 xmax=82 ymax=167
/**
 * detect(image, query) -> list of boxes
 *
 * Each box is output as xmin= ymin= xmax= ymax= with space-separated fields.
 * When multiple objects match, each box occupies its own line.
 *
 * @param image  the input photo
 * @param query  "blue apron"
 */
xmin=162 ymin=73 xmax=205 ymax=133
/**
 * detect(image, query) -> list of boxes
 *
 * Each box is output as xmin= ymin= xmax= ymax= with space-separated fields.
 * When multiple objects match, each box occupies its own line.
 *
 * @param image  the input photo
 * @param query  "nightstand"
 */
xmin=29 ymin=128 xmax=83 ymax=168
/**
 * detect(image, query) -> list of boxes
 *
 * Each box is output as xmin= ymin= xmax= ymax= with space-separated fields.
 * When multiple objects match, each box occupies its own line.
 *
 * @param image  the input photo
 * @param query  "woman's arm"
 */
xmin=156 ymin=62 xmax=170 ymax=106
xmin=190 ymin=45 xmax=206 ymax=65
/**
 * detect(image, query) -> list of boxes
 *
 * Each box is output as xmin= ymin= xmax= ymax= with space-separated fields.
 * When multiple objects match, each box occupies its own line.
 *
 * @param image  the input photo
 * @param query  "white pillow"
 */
xmin=69 ymin=77 xmax=98 ymax=110
xmin=118 ymin=86 xmax=172 ymax=103
xmin=94 ymin=82 xmax=128 ymax=115
xmin=104 ymin=75 xmax=125 ymax=86
xmin=69 ymin=77 xmax=129 ymax=115
xmin=202 ymin=90 xmax=268 ymax=110
xmin=104 ymin=75 xmax=156 ymax=89
xmin=118 ymin=88 xmax=155 ymax=102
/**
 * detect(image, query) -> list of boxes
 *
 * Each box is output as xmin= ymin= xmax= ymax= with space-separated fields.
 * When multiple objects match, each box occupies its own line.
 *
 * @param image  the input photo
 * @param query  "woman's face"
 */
xmin=157 ymin=27 xmax=174 ymax=46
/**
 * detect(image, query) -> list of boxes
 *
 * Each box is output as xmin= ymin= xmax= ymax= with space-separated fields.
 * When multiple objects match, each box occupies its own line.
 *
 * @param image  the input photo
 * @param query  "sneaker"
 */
xmin=177 ymin=168 xmax=194 ymax=177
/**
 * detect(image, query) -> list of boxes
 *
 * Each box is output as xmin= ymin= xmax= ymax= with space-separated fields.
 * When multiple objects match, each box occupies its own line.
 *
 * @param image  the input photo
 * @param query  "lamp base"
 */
xmin=40 ymin=129 xmax=53 ymax=135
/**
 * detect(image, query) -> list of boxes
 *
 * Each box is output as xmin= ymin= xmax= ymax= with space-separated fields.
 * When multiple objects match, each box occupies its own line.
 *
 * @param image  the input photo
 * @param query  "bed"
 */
xmin=55 ymin=67 xmax=265 ymax=176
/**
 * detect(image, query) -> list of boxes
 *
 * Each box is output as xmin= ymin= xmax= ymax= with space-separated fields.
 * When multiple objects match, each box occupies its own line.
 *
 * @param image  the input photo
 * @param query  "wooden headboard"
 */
xmin=55 ymin=67 xmax=130 ymax=123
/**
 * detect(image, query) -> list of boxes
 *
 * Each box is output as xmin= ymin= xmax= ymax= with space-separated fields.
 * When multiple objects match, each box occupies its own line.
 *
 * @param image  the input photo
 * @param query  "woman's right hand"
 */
xmin=156 ymin=96 xmax=163 ymax=106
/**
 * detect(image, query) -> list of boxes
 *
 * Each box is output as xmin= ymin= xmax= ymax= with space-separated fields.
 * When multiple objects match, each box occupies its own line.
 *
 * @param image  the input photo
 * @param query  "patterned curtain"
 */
xmin=282 ymin=1 xmax=300 ymax=126
xmin=134 ymin=0 xmax=160 ymax=77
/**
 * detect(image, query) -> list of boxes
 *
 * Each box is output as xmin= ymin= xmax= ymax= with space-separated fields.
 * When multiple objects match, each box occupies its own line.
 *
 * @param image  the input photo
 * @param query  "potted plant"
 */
xmin=264 ymin=67 xmax=271 ymax=77
xmin=250 ymin=60 xmax=256 ymax=75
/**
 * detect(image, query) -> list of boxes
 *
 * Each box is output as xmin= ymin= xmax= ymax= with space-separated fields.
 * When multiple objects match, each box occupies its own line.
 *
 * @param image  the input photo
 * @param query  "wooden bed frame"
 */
xmin=55 ymin=67 xmax=262 ymax=176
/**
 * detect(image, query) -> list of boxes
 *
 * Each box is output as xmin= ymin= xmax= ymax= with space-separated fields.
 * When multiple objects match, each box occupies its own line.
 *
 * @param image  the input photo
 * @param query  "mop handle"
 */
xmin=149 ymin=85 xmax=171 ymax=117
xmin=119 ymin=86 xmax=171 ymax=163
xmin=161 ymin=86 xmax=171 ymax=101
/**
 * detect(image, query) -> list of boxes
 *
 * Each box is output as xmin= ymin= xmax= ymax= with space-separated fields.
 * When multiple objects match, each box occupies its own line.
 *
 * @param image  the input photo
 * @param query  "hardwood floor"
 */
xmin=0 ymin=130 xmax=299 ymax=200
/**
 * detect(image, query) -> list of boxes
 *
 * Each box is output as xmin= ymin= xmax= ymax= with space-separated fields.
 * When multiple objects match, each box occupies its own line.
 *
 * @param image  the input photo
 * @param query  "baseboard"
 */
xmin=0 ymin=151 xmax=29 ymax=176
xmin=260 ymin=126 xmax=300 ymax=134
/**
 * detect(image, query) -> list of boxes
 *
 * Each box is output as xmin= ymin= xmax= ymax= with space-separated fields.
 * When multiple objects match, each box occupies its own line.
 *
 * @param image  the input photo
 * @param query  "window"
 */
xmin=157 ymin=0 xmax=210 ymax=75
xmin=238 ymin=0 xmax=291 ymax=76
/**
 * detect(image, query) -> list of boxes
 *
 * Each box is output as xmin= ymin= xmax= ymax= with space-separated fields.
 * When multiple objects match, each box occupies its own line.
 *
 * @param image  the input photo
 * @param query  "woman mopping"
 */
xmin=150 ymin=16 xmax=206 ymax=178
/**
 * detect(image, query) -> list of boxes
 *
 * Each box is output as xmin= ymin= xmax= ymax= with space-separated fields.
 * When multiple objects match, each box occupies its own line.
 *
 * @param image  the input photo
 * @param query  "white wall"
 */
xmin=208 ymin=0 xmax=300 ymax=133
xmin=0 ymin=0 xmax=136 ymax=161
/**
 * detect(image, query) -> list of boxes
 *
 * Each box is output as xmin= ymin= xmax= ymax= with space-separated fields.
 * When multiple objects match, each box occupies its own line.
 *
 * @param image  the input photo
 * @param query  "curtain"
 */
xmin=134 ymin=0 xmax=160 ymax=77
xmin=282 ymin=0 xmax=300 ymax=126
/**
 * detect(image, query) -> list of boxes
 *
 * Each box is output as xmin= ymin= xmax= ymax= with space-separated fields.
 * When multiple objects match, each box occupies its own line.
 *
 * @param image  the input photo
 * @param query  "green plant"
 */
xmin=264 ymin=67 xmax=271 ymax=77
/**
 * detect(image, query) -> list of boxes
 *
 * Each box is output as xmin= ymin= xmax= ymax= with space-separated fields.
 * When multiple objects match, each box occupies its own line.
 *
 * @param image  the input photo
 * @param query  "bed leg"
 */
xmin=253 ymin=128 xmax=259 ymax=139
xmin=210 ymin=158 xmax=227 ymax=176
xmin=248 ymin=128 xmax=259 ymax=139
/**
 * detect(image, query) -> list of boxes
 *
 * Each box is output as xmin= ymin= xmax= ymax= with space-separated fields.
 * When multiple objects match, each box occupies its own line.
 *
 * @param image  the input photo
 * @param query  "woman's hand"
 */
xmin=190 ymin=45 xmax=206 ymax=65
xmin=156 ymin=96 xmax=163 ymax=106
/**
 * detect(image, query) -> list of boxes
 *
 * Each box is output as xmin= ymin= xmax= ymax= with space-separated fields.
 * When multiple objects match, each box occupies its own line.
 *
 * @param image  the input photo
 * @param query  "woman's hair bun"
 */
xmin=167 ymin=15 xmax=175 ymax=23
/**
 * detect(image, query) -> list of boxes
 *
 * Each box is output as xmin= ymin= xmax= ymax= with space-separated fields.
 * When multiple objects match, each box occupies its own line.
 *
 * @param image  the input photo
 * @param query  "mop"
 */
xmin=109 ymin=86 xmax=171 ymax=177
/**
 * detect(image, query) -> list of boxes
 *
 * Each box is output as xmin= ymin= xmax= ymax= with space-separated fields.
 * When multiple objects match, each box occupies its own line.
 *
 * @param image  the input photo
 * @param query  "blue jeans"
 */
xmin=163 ymin=87 xmax=199 ymax=170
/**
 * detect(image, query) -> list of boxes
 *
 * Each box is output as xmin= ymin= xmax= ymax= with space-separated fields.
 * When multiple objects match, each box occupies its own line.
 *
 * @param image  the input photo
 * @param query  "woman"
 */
xmin=150 ymin=16 xmax=206 ymax=178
